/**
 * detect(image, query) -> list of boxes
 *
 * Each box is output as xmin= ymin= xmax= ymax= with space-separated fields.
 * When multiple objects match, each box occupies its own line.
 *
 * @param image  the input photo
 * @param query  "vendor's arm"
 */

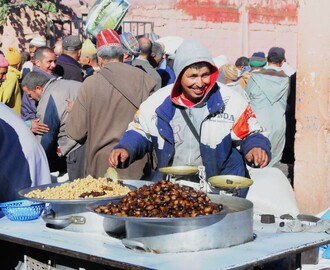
xmin=231 ymin=100 xmax=271 ymax=165
xmin=109 ymin=148 xmax=129 ymax=168
xmin=245 ymin=147 xmax=269 ymax=168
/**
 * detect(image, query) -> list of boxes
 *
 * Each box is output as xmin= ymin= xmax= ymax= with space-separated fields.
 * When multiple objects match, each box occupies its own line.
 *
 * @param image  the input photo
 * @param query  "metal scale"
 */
xmin=159 ymin=165 xmax=253 ymax=196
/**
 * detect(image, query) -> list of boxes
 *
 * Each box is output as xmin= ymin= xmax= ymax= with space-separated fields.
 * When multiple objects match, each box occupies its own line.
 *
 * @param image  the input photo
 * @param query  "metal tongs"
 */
xmin=42 ymin=210 xmax=86 ymax=229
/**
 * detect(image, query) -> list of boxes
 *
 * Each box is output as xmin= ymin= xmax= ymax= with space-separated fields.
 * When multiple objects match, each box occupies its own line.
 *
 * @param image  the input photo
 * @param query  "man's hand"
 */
xmin=245 ymin=147 xmax=269 ymax=168
xmin=66 ymin=99 xmax=74 ymax=113
xmin=31 ymin=118 xmax=49 ymax=135
xmin=109 ymin=149 xmax=129 ymax=168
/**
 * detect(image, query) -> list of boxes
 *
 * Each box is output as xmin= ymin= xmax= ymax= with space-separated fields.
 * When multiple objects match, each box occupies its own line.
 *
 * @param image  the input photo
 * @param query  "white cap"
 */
xmin=30 ymin=36 xmax=46 ymax=47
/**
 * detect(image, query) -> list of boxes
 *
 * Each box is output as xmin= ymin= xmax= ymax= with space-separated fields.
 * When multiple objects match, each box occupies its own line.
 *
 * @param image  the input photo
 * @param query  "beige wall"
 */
xmin=295 ymin=0 xmax=330 ymax=214
xmin=125 ymin=0 xmax=298 ymax=68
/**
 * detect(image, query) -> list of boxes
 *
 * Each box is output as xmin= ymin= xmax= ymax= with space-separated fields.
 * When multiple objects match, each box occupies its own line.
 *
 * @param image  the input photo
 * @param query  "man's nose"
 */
xmin=195 ymin=77 xmax=203 ymax=87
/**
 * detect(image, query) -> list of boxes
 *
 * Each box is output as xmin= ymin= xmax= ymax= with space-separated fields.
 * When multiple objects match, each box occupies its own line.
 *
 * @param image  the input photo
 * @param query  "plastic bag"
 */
xmin=85 ymin=0 xmax=130 ymax=38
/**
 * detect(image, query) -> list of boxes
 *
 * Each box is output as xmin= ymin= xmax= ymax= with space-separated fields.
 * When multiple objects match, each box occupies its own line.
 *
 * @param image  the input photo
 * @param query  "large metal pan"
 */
xmin=87 ymin=194 xmax=254 ymax=253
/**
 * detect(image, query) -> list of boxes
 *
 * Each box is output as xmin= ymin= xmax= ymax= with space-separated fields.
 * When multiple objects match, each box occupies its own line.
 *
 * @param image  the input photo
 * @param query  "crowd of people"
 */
xmin=0 ymin=28 xmax=296 ymax=203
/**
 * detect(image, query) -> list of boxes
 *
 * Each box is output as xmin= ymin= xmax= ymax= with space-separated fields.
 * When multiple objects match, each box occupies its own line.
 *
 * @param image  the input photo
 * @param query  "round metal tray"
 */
xmin=208 ymin=175 xmax=253 ymax=189
xmin=159 ymin=166 xmax=199 ymax=176
xmin=18 ymin=181 xmax=137 ymax=204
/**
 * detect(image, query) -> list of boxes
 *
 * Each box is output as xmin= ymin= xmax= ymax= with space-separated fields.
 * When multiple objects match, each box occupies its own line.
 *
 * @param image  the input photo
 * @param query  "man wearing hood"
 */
xmin=109 ymin=39 xmax=271 ymax=193
xmin=66 ymin=29 xmax=156 ymax=179
xmin=245 ymin=47 xmax=289 ymax=168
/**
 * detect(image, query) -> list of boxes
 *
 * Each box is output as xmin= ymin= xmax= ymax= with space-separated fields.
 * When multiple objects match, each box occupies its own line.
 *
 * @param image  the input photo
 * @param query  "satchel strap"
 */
xmin=180 ymin=109 xmax=200 ymax=142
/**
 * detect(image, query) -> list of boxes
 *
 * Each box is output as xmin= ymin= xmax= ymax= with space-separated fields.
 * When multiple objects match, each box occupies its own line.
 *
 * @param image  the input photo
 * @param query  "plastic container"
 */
xmin=0 ymin=200 xmax=45 ymax=221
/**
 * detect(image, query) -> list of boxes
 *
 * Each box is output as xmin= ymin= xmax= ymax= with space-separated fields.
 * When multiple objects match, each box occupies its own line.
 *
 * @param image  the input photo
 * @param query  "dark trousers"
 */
xmin=66 ymin=144 xmax=86 ymax=181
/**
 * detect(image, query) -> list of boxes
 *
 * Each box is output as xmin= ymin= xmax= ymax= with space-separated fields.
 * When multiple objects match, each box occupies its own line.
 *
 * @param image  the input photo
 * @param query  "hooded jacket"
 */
xmin=245 ymin=66 xmax=289 ymax=166
xmin=66 ymin=62 xmax=156 ymax=178
xmin=115 ymin=40 xmax=271 ymax=181
xmin=0 ymin=66 xmax=22 ymax=115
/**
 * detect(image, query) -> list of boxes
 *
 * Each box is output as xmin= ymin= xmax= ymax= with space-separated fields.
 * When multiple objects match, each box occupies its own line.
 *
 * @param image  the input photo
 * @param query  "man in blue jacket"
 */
xmin=109 ymin=40 xmax=271 ymax=192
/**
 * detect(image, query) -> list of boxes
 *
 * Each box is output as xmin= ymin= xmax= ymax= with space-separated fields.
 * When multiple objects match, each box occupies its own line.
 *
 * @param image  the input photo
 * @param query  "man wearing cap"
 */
xmin=120 ymin=32 xmax=140 ymax=65
xmin=53 ymin=35 xmax=83 ymax=82
xmin=79 ymin=38 xmax=99 ymax=79
xmin=66 ymin=29 xmax=157 ymax=179
xmin=0 ymin=47 xmax=22 ymax=115
xmin=245 ymin=47 xmax=289 ymax=174
xmin=249 ymin=52 xmax=267 ymax=72
xmin=218 ymin=63 xmax=247 ymax=99
xmin=22 ymin=36 xmax=47 ymax=78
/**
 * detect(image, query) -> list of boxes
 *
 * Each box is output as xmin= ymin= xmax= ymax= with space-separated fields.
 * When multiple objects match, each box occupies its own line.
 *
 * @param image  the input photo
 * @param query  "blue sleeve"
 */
xmin=240 ymin=133 xmax=272 ymax=160
xmin=114 ymin=130 xmax=153 ymax=166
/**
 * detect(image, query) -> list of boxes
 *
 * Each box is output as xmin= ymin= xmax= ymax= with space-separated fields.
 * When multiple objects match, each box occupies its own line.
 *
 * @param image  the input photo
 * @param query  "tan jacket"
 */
xmin=66 ymin=62 xmax=156 ymax=179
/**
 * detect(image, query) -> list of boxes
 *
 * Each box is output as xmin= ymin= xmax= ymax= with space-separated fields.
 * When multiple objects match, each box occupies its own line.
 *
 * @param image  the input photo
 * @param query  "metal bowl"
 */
xmin=18 ymin=180 xmax=136 ymax=204
xmin=87 ymin=194 xmax=254 ymax=253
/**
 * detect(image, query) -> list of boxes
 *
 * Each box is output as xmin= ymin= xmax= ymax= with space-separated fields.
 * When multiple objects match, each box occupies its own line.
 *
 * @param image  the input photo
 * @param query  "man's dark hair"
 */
xmin=235 ymin=56 xmax=249 ymax=67
xmin=34 ymin=46 xmax=55 ymax=61
xmin=188 ymin=61 xmax=212 ymax=70
xmin=21 ymin=71 xmax=49 ymax=90
xmin=267 ymin=54 xmax=285 ymax=64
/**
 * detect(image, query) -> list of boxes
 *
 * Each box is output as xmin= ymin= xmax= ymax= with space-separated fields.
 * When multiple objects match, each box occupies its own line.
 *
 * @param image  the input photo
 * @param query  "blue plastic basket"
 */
xmin=0 ymin=200 xmax=45 ymax=221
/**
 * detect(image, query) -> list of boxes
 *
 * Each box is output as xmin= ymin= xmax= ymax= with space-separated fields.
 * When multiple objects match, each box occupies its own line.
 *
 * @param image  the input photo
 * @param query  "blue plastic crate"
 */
xmin=0 ymin=200 xmax=45 ymax=221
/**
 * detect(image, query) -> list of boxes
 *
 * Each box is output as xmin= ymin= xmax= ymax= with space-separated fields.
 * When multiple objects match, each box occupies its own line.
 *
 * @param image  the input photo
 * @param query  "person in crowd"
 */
xmin=149 ymin=41 xmax=175 ymax=87
xmin=0 ymin=54 xmax=8 ymax=87
xmin=281 ymin=59 xmax=296 ymax=185
xmin=0 ymin=102 xmax=51 ymax=202
xmin=235 ymin=56 xmax=251 ymax=89
xmin=109 ymin=39 xmax=271 ymax=197
xmin=21 ymin=71 xmax=84 ymax=180
xmin=132 ymin=37 xmax=162 ymax=90
xmin=20 ymin=51 xmax=30 ymax=70
xmin=53 ymin=35 xmax=83 ymax=82
xmin=249 ymin=52 xmax=267 ymax=72
xmin=33 ymin=46 xmax=57 ymax=78
xmin=21 ymin=36 xmax=47 ymax=78
xmin=120 ymin=32 xmax=140 ymax=65
xmin=79 ymin=38 xmax=99 ymax=79
xmin=66 ymin=29 xmax=157 ymax=179
xmin=53 ymin=38 xmax=63 ymax=57
xmin=0 ymin=47 xmax=22 ymax=115
xmin=21 ymin=46 xmax=56 ymax=135
xmin=245 ymin=47 xmax=289 ymax=175
xmin=213 ymin=54 xmax=229 ymax=83
xmin=219 ymin=63 xmax=247 ymax=98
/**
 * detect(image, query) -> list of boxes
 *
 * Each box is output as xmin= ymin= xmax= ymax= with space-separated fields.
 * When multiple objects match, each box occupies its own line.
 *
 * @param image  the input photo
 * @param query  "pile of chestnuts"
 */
xmin=95 ymin=179 xmax=223 ymax=218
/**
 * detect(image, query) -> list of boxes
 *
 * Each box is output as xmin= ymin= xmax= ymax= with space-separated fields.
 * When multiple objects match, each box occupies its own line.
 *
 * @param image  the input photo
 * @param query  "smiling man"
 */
xmin=109 ymin=39 xmax=271 ymax=197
